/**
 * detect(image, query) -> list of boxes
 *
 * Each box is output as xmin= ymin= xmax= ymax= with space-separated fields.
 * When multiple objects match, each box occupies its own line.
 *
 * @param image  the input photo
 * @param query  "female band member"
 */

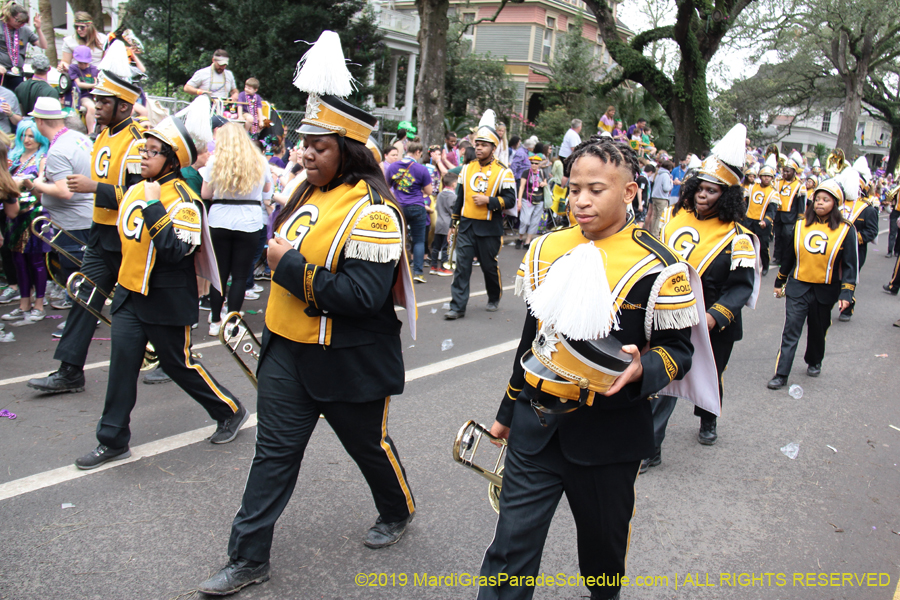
xmin=200 ymin=31 xmax=415 ymax=596
xmin=652 ymin=124 xmax=758 ymax=465
xmin=768 ymin=175 xmax=858 ymax=388
xmin=74 ymin=114 xmax=247 ymax=470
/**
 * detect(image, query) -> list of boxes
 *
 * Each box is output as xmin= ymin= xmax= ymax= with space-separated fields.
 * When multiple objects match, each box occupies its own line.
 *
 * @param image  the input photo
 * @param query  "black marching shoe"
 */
xmin=698 ymin=418 xmax=718 ymax=445
xmin=762 ymin=267 xmax=769 ymax=276
xmin=639 ymin=447 xmax=661 ymax=474
xmin=27 ymin=362 xmax=86 ymax=394
xmin=209 ymin=405 xmax=250 ymax=444
xmin=364 ymin=513 xmax=415 ymax=549
xmin=838 ymin=312 xmax=851 ymax=322
xmin=142 ymin=366 xmax=172 ymax=385
xmin=767 ymin=376 xmax=787 ymax=390
xmin=486 ymin=301 xmax=499 ymax=312
xmin=807 ymin=363 xmax=821 ymax=377
xmin=198 ymin=557 xmax=270 ymax=596
xmin=75 ymin=444 xmax=131 ymax=470
xmin=884 ymin=284 xmax=898 ymax=296
xmin=443 ymin=310 xmax=465 ymax=320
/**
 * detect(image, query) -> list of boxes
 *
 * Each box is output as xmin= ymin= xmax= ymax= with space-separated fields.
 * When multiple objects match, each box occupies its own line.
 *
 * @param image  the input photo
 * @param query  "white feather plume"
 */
xmin=789 ymin=150 xmax=804 ymax=169
xmin=292 ymin=30 xmax=356 ymax=97
xmin=98 ymin=40 xmax=133 ymax=81
xmin=176 ymin=95 xmax=213 ymax=145
xmin=765 ymin=153 xmax=778 ymax=169
xmin=838 ymin=167 xmax=859 ymax=201
xmin=526 ymin=242 xmax=619 ymax=341
xmin=813 ymin=158 xmax=821 ymax=168
xmin=686 ymin=154 xmax=702 ymax=170
xmin=710 ymin=123 xmax=747 ymax=169
xmin=478 ymin=109 xmax=497 ymax=130
xmin=852 ymin=156 xmax=871 ymax=183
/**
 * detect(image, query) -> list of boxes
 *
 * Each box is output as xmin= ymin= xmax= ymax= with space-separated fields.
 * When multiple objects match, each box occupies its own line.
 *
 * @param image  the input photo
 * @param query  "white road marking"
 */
xmin=0 ymin=338 xmax=519 ymax=502
xmin=0 ymin=285 xmax=517 ymax=387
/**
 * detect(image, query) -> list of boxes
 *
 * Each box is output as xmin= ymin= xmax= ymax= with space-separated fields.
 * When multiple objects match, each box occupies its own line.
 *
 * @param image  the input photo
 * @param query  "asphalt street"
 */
xmin=0 ymin=216 xmax=898 ymax=600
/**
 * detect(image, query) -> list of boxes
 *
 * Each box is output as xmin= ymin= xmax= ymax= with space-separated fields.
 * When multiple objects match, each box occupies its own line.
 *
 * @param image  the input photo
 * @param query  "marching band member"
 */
xmin=75 ymin=107 xmax=247 ymax=469
xmin=649 ymin=124 xmax=758 ymax=464
xmin=768 ymin=173 xmax=858 ymax=389
xmin=771 ymin=151 xmax=806 ymax=268
xmin=199 ymin=32 xmax=416 ymax=596
xmin=28 ymin=42 xmax=172 ymax=392
xmin=743 ymin=155 xmax=778 ymax=275
xmin=478 ymin=136 xmax=718 ymax=600
xmin=837 ymin=157 xmax=878 ymax=322
xmin=444 ymin=108 xmax=516 ymax=320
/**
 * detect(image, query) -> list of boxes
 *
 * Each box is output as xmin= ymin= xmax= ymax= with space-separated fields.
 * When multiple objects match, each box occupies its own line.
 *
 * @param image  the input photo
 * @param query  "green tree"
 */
xmin=585 ymin=0 xmax=757 ymax=157
xmin=122 ymin=0 xmax=384 ymax=111
xmin=544 ymin=14 xmax=603 ymax=118
xmin=864 ymin=65 xmax=900 ymax=175
xmin=444 ymin=29 xmax=517 ymax=127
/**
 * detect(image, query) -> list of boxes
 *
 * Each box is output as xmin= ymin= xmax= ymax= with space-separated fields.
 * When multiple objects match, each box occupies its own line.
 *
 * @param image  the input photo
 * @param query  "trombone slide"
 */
xmin=219 ymin=311 xmax=261 ymax=389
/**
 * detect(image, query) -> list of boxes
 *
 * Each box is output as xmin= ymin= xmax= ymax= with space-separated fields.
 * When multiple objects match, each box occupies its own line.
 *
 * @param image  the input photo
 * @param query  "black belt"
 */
xmin=210 ymin=198 xmax=261 ymax=206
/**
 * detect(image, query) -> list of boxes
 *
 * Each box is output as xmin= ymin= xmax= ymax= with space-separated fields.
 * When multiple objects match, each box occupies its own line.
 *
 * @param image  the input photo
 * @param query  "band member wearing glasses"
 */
xmin=74 ymin=113 xmax=247 ymax=470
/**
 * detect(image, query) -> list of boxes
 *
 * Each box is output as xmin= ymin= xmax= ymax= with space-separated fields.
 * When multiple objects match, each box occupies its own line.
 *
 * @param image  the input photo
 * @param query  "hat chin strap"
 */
xmin=527 ymin=381 xmax=589 ymax=427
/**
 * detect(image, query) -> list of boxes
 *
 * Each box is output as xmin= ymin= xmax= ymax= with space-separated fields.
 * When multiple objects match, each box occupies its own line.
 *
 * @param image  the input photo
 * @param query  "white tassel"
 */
xmin=176 ymin=95 xmax=213 ymax=145
xmin=175 ymin=227 xmax=201 ymax=247
xmin=293 ymin=30 xmax=356 ymax=97
xmin=527 ymin=242 xmax=618 ymax=341
xmin=710 ymin=123 xmax=747 ymax=170
xmin=98 ymin=40 xmax=134 ymax=80
xmin=514 ymin=273 xmax=526 ymax=297
xmin=653 ymin=305 xmax=699 ymax=331
xmin=731 ymin=257 xmax=756 ymax=270
xmin=344 ymin=239 xmax=401 ymax=263
xmin=644 ymin=263 xmax=700 ymax=338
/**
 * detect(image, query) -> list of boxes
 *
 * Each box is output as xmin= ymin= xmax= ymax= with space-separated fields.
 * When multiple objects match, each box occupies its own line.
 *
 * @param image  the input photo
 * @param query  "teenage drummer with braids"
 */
xmin=646 ymin=124 xmax=759 ymax=469
xmin=477 ymin=135 xmax=718 ymax=600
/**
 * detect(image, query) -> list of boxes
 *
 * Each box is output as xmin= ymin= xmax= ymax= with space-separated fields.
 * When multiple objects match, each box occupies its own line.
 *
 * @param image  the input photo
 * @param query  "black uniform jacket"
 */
xmin=264 ymin=243 xmax=405 ymax=403
xmin=497 ymin=274 xmax=694 ymax=467
xmin=776 ymin=222 xmax=859 ymax=306
xmin=698 ymin=246 xmax=755 ymax=342
xmin=110 ymin=192 xmax=199 ymax=327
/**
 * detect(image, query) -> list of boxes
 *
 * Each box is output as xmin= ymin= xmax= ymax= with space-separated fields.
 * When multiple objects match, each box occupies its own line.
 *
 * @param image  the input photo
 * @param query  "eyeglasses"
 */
xmin=138 ymin=147 xmax=162 ymax=158
xmin=74 ymin=23 xmax=89 ymax=29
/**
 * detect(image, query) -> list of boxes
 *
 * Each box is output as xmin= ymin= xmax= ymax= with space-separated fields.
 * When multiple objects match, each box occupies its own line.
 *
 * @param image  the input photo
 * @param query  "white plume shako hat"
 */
xmin=698 ymin=123 xmax=746 ymax=187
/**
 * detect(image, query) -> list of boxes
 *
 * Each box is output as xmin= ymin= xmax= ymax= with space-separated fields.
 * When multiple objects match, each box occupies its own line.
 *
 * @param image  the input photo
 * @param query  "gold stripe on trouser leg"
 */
xmin=181 ymin=325 xmax=238 ymax=412
xmin=379 ymin=397 xmax=415 ymax=514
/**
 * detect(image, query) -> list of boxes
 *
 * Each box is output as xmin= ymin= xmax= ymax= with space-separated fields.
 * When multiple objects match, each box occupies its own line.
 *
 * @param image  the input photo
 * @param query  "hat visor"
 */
xmin=520 ymin=350 xmax=573 ymax=386
xmin=91 ymin=88 xmax=117 ymax=97
xmin=297 ymin=123 xmax=337 ymax=136
xmin=696 ymin=172 xmax=726 ymax=186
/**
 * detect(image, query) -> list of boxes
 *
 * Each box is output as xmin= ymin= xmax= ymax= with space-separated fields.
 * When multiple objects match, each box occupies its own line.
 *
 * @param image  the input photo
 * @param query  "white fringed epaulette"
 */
xmin=644 ymin=262 xmax=700 ymax=339
xmin=170 ymin=201 xmax=202 ymax=248
xmin=126 ymin=162 xmax=142 ymax=175
xmin=344 ymin=204 xmax=403 ymax=263
xmin=730 ymin=233 xmax=756 ymax=270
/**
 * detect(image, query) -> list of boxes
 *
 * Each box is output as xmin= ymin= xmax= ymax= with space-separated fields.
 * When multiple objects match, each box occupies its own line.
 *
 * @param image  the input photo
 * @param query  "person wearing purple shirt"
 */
xmin=509 ymin=135 xmax=530 ymax=183
xmin=384 ymin=140 xmax=433 ymax=281
xmin=68 ymin=46 xmax=98 ymax=131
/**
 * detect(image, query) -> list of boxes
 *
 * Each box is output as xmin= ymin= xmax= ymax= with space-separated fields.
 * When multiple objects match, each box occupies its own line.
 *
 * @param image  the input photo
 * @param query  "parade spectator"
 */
xmin=68 ymin=46 xmax=98 ymax=132
xmin=184 ymin=50 xmax=238 ymax=99
xmin=670 ymin=155 xmax=687 ymax=204
xmin=0 ymin=82 xmax=20 ymax=134
xmin=385 ymin=139 xmax=432 ymax=283
xmin=58 ymin=12 xmax=104 ymax=71
xmin=647 ymin=159 xmax=673 ymax=237
xmin=636 ymin=163 xmax=654 ymax=223
xmin=612 ymin=120 xmax=627 ymax=142
xmin=15 ymin=54 xmax=55 ymax=115
xmin=2 ymin=123 xmax=46 ymax=323
xmin=237 ymin=78 xmax=264 ymax=136
xmin=495 ymin=122 xmax=509 ymax=163
xmin=380 ymin=145 xmax=399 ymax=175
xmin=442 ymin=131 xmax=459 ymax=169
xmin=516 ymin=155 xmax=546 ymax=249
xmin=627 ymin=118 xmax=647 ymax=139
xmin=202 ymin=122 xmax=272 ymax=336
xmin=448 ymin=145 xmax=476 ymax=176
xmin=425 ymin=144 xmax=445 ymax=190
xmin=598 ymin=105 xmax=615 ymax=133
xmin=559 ymin=118 xmax=582 ymax=159
xmin=0 ymin=4 xmax=47 ymax=90
xmin=430 ymin=172 xmax=456 ymax=276
xmin=509 ymin=135 xmax=529 ymax=186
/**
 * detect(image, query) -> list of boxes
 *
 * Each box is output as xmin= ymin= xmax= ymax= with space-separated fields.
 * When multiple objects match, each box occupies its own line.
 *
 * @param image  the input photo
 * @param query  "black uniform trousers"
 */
xmin=650 ymin=328 xmax=735 ymax=447
xmin=54 ymin=243 xmax=120 ymax=367
xmin=478 ymin=432 xmax=639 ymax=600
xmin=744 ymin=219 xmax=772 ymax=273
xmin=96 ymin=295 xmax=239 ymax=448
xmin=888 ymin=252 xmax=900 ymax=293
xmin=772 ymin=213 xmax=794 ymax=265
xmin=450 ymin=227 xmax=502 ymax=313
xmin=840 ymin=243 xmax=867 ymax=317
xmin=775 ymin=287 xmax=833 ymax=377
xmin=228 ymin=332 xmax=415 ymax=563
xmin=888 ymin=209 xmax=900 ymax=255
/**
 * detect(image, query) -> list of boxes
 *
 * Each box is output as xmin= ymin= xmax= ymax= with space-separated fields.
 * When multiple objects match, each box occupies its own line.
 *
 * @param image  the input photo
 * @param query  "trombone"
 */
xmin=218 ymin=311 xmax=261 ymax=388
xmin=443 ymin=219 xmax=459 ymax=271
xmin=452 ymin=420 xmax=507 ymax=513
xmin=66 ymin=272 xmax=159 ymax=371
xmin=31 ymin=215 xmax=86 ymax=287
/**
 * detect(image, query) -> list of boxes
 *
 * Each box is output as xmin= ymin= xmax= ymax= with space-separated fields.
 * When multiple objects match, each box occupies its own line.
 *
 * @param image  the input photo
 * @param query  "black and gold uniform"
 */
xmin=743 ymin=180 xmax=777 ymax=273
xmin=447 ymin=110 xmax=516 ymax=317
xmin=479 ymin=221 xmax=701 ymax=600
xmin=772 ymin=206 xmax=858 ymax=382
xmin=837 ymin=196 xmax=878 ymax=320
xmin=94 ymin=168 xmax=243 ymax=450
xmin=772 ymin=174 xmax=805 ymax=265
xmin=32 ymin=71 xmax=145 ymax=393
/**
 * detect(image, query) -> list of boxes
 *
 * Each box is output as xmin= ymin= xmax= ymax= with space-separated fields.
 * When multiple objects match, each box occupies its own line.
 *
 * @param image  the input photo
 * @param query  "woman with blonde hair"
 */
xmin=58 ymin=12 xmax=104 ymax=71
xmin=201 ymin=122 xmax=273 ymax=336
xmin=598 ymin=105 xmax=616 ymax=133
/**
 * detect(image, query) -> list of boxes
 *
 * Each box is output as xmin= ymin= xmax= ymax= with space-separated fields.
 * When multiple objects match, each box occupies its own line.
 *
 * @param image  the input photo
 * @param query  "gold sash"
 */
xmin=745 ymin=183 xmax=777 ymax=221
xmin=460 ymin=159 xmax=515 ymax=220
xmin=792 ymin=219 xmax=851 ymax=284
xmin=775 ymin=178 xmax=802 ymax=212
xmin=661 ymin=210 xmax=737 ymax=275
